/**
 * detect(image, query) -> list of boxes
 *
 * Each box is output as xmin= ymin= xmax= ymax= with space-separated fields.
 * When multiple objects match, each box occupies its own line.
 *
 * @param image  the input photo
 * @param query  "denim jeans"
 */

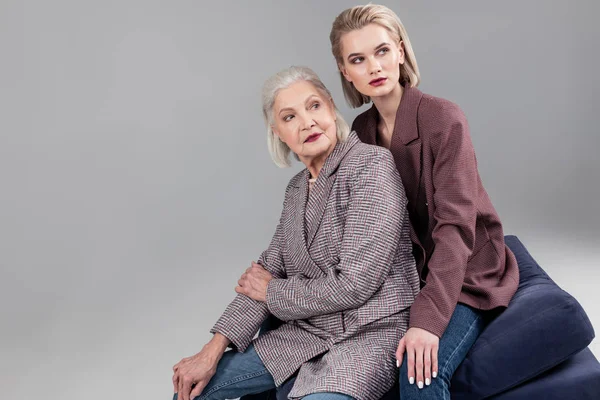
xmin=398 ymin=304 xmax=486 ymax=400
xmin=252 ymin=304 xmax=485 ymax=400
xmin=172 ymin=344 xmax=354 ymax=400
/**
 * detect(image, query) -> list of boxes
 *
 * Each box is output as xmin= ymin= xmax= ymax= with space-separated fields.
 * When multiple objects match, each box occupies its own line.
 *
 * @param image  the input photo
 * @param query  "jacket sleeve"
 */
xmin=209 ymin=186 xmax=289 ymax=352
xmin=265 ymin=149 xmax=407 ymax=321
xmin=408 ymin=99 xmax=478 ymax=338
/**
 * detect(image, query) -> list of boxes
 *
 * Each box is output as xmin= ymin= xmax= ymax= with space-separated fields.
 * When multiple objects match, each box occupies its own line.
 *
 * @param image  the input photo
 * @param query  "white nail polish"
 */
xmin=396 ymin=360 xmax=400 ymax=368
xmin=409 ymin=377 xmax=415 ymax=384
xmin=418 ymin=381 xmax=424 ymax=389
xmin=426 ymin=378 xmax=431 ymax=386
xmin=432 ymin=371 xmax=438 ymax=378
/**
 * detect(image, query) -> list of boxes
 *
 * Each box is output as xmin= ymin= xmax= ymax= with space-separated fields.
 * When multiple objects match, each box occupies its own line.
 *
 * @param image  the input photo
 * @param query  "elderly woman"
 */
xmin=171 ymin=66 xmax=420 ymax=400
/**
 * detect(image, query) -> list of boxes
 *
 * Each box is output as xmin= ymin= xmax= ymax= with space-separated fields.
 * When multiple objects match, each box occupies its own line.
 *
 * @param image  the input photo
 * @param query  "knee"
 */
xmin=172 ymin=389 xmax=213 ymax=400
xmin=173 ymin=393 xmax=205 ymax=400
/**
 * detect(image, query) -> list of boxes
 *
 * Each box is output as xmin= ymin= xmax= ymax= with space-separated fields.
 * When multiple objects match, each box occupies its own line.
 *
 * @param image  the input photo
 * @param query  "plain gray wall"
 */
xmin=1 ymin=1 xmax=598 ymax=399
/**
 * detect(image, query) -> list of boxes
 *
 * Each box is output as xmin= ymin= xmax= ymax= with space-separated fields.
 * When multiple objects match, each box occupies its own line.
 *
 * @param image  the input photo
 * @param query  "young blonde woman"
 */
xmin=326 ymin=4 xmax=519 ymax=399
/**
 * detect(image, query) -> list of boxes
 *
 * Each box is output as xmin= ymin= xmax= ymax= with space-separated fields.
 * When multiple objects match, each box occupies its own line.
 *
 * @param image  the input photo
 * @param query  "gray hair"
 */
xmin=261 ymin=66 xmax=350 ymax=168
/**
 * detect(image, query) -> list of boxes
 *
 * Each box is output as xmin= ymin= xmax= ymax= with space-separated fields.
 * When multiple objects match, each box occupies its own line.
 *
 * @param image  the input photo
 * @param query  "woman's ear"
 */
xmin=398 ymin=40 xmax=406 ymax=65
xmin=271 ymin=126 xmax=281 ymax=141
xmin=338 ymin=63 xmax=352 ymax=82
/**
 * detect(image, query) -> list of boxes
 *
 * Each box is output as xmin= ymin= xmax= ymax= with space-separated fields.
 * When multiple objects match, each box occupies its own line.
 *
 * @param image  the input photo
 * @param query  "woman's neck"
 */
xmin=371 ymin=82 xmax=404 ymax=147
xmin=306 ymin=159 xmax=326 ymax=181
xmin=301 ymin=146 xmax=334 ymax=181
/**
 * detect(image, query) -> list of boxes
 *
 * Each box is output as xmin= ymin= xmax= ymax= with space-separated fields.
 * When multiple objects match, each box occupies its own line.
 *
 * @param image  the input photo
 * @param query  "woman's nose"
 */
xmin=300 ymin=114 xmax=316 ymax=130
xmin=368 ymin=57 xmax=382 ymax=74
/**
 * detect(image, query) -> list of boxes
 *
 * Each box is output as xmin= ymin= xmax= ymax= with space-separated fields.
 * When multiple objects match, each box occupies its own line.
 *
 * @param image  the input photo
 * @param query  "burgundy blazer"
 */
xmin=351 ymin=86 xmax=519 ymax=338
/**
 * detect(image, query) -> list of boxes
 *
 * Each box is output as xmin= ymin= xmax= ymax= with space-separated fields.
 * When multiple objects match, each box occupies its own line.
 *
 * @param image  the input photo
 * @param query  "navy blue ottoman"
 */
xmin=256 ymin=235 xmax=599 ymax=400
xmin=450 ymin=235 xmax=597 ymax=399
xmin=489 ymin=348 xmax=600 ymax=399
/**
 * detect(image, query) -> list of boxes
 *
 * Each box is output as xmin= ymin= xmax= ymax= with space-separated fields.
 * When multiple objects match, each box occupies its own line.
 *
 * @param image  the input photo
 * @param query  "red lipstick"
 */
xmin=369 ymin=77 xmax=387 ymax=86
xmin=304 ymin=133 xmax=321 ymax=143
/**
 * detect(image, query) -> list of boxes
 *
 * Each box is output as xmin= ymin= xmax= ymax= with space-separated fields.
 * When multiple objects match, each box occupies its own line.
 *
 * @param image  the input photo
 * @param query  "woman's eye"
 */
xmin=351 ymin=57 xmax=363 ymax=64
xmin=311 ymin=102 xmax=320 ymax=109
xmin=283 ymin=115 xmax=294 ymax=122
xmin=377 ymin=47 xmax=390 ymax=55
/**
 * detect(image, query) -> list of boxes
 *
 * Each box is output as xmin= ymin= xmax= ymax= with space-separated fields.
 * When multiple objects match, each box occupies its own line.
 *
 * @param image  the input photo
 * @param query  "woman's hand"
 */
xmin=235 ymin=262 xmax=273 ymax=302
xmin=396 ymin=327 xmax=439 ymax=389
xmin=172 ymin=334 xmax=229 ymax=400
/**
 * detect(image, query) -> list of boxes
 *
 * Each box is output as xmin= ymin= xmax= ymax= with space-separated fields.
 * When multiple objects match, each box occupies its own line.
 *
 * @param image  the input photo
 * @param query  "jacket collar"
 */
xmin=362 ymin=85 xmax=424 ymax=146
xmin=291 ymin=130 xmax=362 ymax=188
xmin=292 ymin=131 xmax=361 ymax=248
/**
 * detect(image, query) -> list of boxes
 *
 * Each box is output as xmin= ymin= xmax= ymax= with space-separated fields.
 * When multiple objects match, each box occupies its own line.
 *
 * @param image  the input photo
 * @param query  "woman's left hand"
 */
xmin=396 ymin=327 xmax=440 ymax=389
xmin=235 ymin=262 xmax=273 ymax=302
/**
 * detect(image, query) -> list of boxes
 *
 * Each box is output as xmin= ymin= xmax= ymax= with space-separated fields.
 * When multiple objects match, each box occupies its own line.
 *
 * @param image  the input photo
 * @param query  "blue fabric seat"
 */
xmin=450 ymin=235 xmax=597 ymax=399
xmin=255 ymin=235 xmax=599 ymax=400
xmin=489 ymin=347 xmax=600 ymax=399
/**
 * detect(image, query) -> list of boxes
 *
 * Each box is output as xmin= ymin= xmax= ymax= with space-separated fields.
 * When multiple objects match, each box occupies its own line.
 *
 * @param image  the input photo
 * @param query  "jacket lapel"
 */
xmin=389 ymin=86 xmax=423 ymax=210
xmin=305 ymin=175 xmax=336 ymax=249
xmin=359 ymin=105 xmax=379 ymax=145
xmin=286 ymin=172 xmax=326 ymax=278
xmin=292 ymin=170 xmax=309 ymax=244
xmin=356 ymin=87 xmax=425 ymax=251
xmin=305 ymin=132 xmax=361 ymax=248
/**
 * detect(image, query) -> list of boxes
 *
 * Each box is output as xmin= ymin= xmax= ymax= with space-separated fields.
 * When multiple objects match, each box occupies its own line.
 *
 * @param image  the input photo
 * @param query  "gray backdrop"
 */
xmin=1 ymin=1 xmax=598 ymax=399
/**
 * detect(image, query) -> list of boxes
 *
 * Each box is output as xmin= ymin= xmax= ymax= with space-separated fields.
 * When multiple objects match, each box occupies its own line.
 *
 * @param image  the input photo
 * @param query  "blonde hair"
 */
xmin=261 ymin=66 xmax=350 ymax=168
xmin=330 ymin=4 xmax=421 ymax=108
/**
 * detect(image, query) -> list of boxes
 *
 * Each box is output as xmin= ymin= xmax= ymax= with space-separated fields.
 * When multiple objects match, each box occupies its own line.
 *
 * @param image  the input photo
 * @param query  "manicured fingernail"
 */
xmin=433 ymin=371 xmax=437 ymax=378
xmin=409 ymin=377 xmax=414 ymax=384
xmin=396 ymin=360 xmax=400 ymax=368
xmin=426 ymin=378 xmax=431 ymax=386
xmin=418 ymin=381 xmax=424 ymax=389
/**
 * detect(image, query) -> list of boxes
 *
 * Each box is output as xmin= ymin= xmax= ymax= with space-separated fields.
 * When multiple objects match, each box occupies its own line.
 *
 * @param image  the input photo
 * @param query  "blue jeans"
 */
xmin=260 ymin=305 xmax=485 ymax=400
xmin=172 ymin=344 xmax=354 ymax=400
xmin=398 ymin=304 xmax=486 ymax=400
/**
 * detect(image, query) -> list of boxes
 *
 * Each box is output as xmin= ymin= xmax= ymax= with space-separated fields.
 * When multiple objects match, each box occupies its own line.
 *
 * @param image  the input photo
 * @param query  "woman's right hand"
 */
xmin=172 ymin=333 xmax=230 ymax=400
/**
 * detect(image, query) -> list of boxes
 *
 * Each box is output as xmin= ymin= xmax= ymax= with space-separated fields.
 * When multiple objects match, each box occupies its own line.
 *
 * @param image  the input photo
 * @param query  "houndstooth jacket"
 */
xmin=211 ymin=132 xmax=420 ymax=400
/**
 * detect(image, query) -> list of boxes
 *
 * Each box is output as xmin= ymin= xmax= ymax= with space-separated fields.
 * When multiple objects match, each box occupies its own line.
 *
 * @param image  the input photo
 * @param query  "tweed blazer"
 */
xmin=211 ymin=132 xmax=420 ymax=400
xmin=351 ymin=86 xmax=519 ymax=338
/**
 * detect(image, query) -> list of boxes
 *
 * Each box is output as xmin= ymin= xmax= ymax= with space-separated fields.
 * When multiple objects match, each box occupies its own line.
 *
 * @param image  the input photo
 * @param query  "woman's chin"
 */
xmin=299 ymin=143 xmax=331 ymax=161
xmin=364 ymin=86 xmax=393 ymax=98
